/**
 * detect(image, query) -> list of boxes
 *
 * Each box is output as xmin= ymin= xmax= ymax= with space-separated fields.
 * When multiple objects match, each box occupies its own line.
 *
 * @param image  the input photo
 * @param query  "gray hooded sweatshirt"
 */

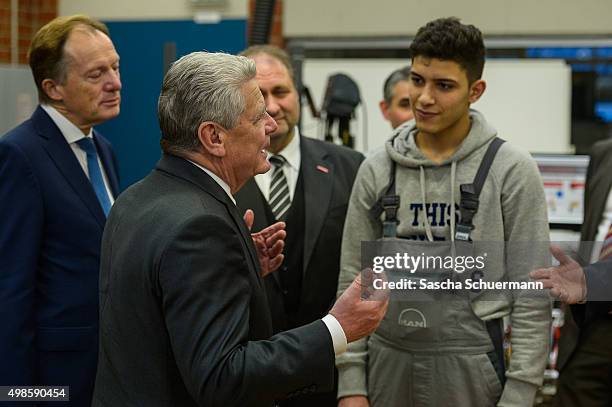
xmin=337 ymin=110 xmax=551 ymax=406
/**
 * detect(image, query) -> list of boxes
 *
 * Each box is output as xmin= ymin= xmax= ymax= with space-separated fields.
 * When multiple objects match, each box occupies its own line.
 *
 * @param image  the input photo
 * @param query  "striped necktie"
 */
xmin=269 ymin=155 xmax=291 ymax=221
xmin=599 ymin=223 xmax=612 ymax=260
xmin=76 ymin=137 xmax=112 ymax=216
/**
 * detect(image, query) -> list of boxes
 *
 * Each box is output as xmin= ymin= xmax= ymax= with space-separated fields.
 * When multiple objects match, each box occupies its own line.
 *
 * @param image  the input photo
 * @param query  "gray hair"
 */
xmin=158 ymin=51 xmax=256 ymax=155
xmin=383 ymin=66 xmax=411 ymax=103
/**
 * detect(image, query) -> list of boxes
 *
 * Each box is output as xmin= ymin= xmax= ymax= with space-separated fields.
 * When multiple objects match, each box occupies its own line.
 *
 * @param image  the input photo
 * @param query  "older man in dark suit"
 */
xmin=532 ymin=138 xmax=612 ymax=407
xmin=92 ymin=51 xmax=388 ymax=407
xmin=556 ymin=138 xmax=612 ymax=407
xmin=0 ymin=15 xmax=121 ymax=406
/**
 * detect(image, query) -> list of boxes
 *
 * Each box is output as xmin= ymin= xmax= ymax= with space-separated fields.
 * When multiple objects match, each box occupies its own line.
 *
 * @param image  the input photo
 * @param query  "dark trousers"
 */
xmin=554 ymin=318 xmax=612 ymax=407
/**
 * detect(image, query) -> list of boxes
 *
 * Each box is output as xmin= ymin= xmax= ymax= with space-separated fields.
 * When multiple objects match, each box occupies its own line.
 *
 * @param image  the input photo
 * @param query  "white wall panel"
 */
xmin=59 ymin=0 xmax=248 ymax=20
xmin=285 ymin=0 xmax=612 ymax=37
xmin=301 ymin=59 xmax=571 ymax=154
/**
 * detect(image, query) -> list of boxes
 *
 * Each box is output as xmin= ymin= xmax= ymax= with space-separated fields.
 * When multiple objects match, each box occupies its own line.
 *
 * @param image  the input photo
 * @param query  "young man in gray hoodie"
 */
xmin=336 ymin=17 xmax=551 ymax=407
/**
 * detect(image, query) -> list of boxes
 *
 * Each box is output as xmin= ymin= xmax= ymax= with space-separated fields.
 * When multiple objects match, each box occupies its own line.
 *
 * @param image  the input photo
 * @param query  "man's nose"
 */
xmin=104 ymin=70 xmax=122 ymax=92
xmin=418 ymin=85 xmax=434 ymax=105
xmin=265 ymin=96 xmax=281 ymax=116
xmin=265 ymin=112 xmax=278 ymax=134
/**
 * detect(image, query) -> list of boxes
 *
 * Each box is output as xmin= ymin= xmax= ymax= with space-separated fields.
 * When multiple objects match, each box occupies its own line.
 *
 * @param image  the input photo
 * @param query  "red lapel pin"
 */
xmin=316 ymin=165 xmax=329 ymax=174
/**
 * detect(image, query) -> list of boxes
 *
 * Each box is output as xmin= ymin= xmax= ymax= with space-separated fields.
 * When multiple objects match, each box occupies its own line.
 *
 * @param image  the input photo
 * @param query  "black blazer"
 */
xmin=557 ymin=138 xmax=612 ymax=371
xmin=92 ymin=154 xmax=335 ymax=407
xmin=235 ymin=136 xmax=364 ymax=330
xmin=584 ymin=257 xmax=612 ymax=303
xmin=0 ymin=106 xmax=120 ymax=407
xmin=578 ymin=138 xmax=612 ymax=259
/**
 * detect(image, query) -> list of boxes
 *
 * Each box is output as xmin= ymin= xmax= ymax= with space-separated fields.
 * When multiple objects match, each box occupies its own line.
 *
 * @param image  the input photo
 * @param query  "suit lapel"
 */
xmin=157 ymin=155 xmax=264 ymax=288
xmin=34 ymin=107 xmax=106 ymax=228
xmin=226 ymin=202 xmax=264 ymax=289
xmin=300 ymin=138 xmax=334 ymax=276
xmin=235 ymin=179 xmax=281 ymax=288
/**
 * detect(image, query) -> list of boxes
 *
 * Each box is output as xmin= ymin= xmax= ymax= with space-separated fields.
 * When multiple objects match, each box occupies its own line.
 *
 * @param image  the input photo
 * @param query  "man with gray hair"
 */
xmin=92 ymin=51 xmax=388 ymax=407
xmin=379 ymin=66 xmax=414 ymax=129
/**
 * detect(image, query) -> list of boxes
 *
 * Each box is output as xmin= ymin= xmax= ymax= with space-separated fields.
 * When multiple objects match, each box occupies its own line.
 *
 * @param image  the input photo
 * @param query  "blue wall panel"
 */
xmin=97 ymin=19 xmax=247 ymax=190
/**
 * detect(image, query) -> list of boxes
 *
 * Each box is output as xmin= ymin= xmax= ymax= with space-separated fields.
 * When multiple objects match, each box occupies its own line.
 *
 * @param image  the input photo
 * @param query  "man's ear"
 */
xmin=468 ymin=79 xmax=486 ymax=104
xmin=197 ymin=122 xmax=226 ymax=157
xmin=42 ymin=79 xmax=63 ymax=102
xmin=379 ymin=100 xmax=390 ymax=121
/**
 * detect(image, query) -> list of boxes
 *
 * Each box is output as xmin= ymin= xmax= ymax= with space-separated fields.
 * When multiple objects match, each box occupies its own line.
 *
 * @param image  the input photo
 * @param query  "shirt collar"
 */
xmin=186 ymin=159 xmax=236 ymax=206
xmin=271 ymin=126 xmax=300 ymax=169
xmin=41 ymin=104 xmax=93 ymax=143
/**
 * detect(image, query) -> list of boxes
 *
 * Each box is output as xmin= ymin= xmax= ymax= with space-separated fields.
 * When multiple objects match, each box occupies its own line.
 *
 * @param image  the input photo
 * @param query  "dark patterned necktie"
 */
xmin=269 ymin=155 xmax=291 ymax=220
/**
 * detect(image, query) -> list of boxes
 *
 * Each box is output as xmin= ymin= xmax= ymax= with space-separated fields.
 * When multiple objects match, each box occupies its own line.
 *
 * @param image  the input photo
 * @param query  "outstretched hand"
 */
xmin=329 ymin=268 xmax=389 ymax=343
xmin=530 ymin=245 xmax=587 ymax=304
xmin=243 ymin=209 xmax=286 ymax=278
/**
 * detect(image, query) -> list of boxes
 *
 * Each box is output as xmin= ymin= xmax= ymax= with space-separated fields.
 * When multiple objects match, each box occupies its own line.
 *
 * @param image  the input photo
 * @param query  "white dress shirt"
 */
xmin=41 ymin=104 xmax=115 ymax=204
xmin=187 ymin=156 xmax=347 ymax=356
xmin=254 ymin=127 xmax=301 ymax=202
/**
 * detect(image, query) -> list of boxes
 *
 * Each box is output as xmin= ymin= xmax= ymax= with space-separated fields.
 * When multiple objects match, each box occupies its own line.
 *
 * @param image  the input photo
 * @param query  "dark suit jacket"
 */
xmin=557 ymin=138 xmax=612 ymax=371
xmin=92 ymin=154 xmax=335 ymax=407
xmin=0 ymin=106 xmax=120 ymax=406
xmin=235 ymin=136 xmax=363 ymax=332
xmin=585 ymin=257 xmax=612 ymax=304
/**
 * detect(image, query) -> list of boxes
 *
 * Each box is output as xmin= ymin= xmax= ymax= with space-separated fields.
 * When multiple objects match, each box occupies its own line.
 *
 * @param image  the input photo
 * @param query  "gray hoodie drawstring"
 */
xmin=419 ymin=166 xmax=434 ymax=242
xmin=450 ymin=161 xmax=456 ymax=242
xmin=419 ymin=162 xmax=457 ymax=243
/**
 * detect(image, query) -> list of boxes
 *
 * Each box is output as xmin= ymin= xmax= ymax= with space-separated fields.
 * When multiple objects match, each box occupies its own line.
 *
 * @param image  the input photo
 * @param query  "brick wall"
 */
xmin=0 ymin=0 xmax=57 ymax=64
xmin=0 ymin=0 xmax=10 ymax=62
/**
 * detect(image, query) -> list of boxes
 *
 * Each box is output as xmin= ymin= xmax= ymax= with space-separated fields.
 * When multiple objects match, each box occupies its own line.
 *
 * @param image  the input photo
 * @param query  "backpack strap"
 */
xmin=369 ymin=161 xmax=400 ymax=238
xmin=458 ymin=137 xmax=507 ymax=384
xmin=455 ymin=137 xmax=506 ymax=242
xmin=486 ymin=318 xmax=507 ymax=386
